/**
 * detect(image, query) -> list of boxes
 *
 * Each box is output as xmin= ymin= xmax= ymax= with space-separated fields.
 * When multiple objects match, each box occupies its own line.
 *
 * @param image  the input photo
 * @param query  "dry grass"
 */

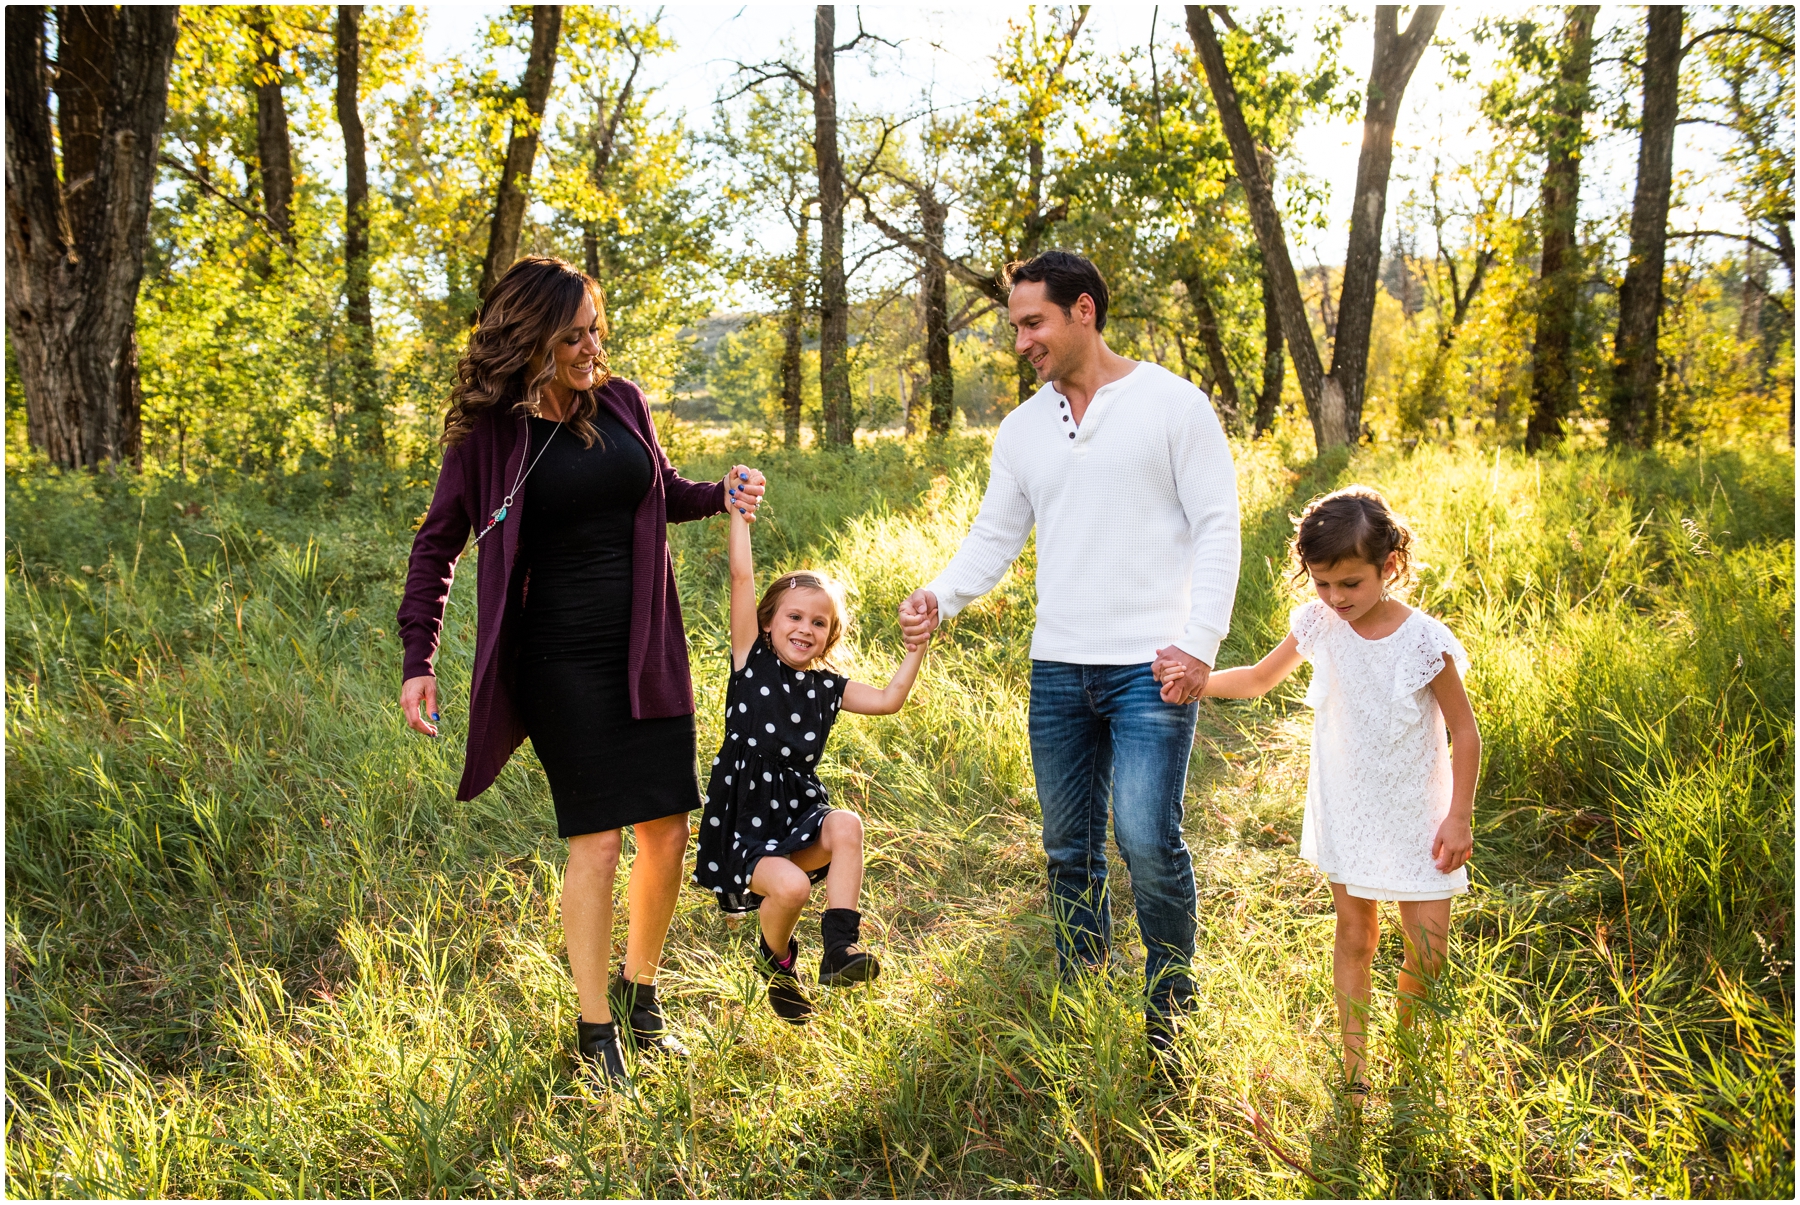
xmin=5 ymin=433 xmax=1792 ymax=1197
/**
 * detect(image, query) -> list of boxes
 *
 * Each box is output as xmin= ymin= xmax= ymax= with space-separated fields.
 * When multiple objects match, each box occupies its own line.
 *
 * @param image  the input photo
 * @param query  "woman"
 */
xmin=397 ymin=256 xmax=764 ymax=1088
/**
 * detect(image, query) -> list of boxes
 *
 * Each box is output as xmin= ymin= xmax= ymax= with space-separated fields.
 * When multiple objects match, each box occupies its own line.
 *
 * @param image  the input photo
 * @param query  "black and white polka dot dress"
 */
xmin=694 ymin=635 xmax=848 ymax=914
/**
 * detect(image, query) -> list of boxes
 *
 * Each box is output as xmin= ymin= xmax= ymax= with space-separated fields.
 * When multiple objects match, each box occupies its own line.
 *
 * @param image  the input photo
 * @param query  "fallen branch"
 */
xmin=1238 ymin=1097 xmax=1321 ymax=1183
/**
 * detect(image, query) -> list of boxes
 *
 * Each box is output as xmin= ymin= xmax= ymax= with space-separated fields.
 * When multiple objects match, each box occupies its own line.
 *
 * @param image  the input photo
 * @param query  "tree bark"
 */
xmin=780 ymin=209 xmax=810 ymax=448
xmin=479 ymin=5 xmax=563 ymax=302
xmin=813 ymin=6 xmax=852 ymax=446
xmin=1524 ymin=5 xmax=1600 ymax=451
xmin=917 ymin=188 xmax=955 ymax=436
xmin=6 ymin=6 xmax=177 ymax=469
xmin=1254 ymin=255 xmax=1284 ymax=437
xmin=1187 ymin=6 xmax=1334 ymax=447
xmin=1608 ymin=6 xmax=1683 ymax=449
xmin=1182 ymin=273 xmax=1242 ymax=433
xmin=1334 ymin=6 xmax=1441 ymax=438
xmin=582 ymin=43 xmax=643 ymax=280
xmin=336 ymin=5 xmax=381 ymax=454
xmin=249 ymin=7 xmax=294 ymax=244
xmin=1015 ymin=129 xmax=1051 ymax=406
xmin=1189 ymin=4 xmax=1439 ymax=451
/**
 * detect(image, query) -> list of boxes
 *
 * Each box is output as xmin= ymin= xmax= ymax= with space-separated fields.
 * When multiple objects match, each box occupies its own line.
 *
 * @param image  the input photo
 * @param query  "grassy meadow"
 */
xmin=4 ymin=430 xmax=1794 ymax=1197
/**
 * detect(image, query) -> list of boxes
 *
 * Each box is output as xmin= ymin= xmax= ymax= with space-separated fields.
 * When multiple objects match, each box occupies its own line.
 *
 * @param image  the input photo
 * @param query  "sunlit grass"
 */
xmin=5 ymin=435 xmax=1793 ymax=1197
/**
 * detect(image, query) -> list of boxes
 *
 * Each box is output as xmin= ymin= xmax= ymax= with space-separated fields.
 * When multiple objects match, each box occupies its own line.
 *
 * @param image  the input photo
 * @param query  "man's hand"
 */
xmin=727 ymin=465 xmax=767 ymax=521
xmin=1152 ymin=645 xmax=1210 ymax=704
xmin=401 ymin=674 xmax=439 ymax=737
xmin=898 ymin=588 xmax=940 ymax=651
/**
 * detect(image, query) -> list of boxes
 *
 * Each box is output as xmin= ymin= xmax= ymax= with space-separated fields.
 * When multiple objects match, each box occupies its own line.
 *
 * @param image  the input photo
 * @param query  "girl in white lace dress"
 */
xmin=1186 ymin=486 xmax=1481 ymax=1100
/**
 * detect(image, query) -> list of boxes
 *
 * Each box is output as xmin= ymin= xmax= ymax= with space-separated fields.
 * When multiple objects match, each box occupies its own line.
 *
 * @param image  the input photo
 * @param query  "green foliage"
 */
xmin=1073 ymin=9 xmax=1353 ymax=424
xmin=144 ymin=5 xmax=390 ymax=472
xmin=102 ymin=7 xmax=1794 ymax=478
xmin=6 ymin=435 xmax=1792 ymax=1196
xmin=1688 ymin=6 xmax=1795 ymax=259
xmin=704 ymin=323 xmax=780 ymax=430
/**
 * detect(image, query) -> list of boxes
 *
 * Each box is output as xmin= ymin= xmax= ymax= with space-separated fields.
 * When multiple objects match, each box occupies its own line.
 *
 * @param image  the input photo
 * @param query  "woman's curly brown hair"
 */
xmin=1290 ymin=485 xmax=1416 ymax=590
xmin=442 ymin=256 xmax=612 ymax=447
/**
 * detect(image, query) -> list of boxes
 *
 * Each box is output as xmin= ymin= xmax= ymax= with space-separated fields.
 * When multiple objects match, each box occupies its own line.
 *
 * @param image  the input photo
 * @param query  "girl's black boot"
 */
xmin=819 ymin=908 xmax=880 ymax=986
xmin=755 ymin=935 xmax=813 ymax=1023
xmin=609 ymin=970 xmax=690 ymax=1058
xmin=574 ymin=1018 xmax=631 ymax=1090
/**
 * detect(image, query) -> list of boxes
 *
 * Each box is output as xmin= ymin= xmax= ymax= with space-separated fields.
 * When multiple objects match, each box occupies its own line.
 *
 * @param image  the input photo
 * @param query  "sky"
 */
xmin=416 ymin=5 xmax=1750 ymax=274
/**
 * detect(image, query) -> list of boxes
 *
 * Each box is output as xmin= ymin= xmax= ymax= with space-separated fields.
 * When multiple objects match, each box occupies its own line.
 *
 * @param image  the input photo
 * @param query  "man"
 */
xmin=898 ymin=250 xmax=1239 ymax=1073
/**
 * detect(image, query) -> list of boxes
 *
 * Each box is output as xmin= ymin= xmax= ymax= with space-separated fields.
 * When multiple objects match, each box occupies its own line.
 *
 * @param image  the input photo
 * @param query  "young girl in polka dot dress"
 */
xmin=693 ymin=489 xmax=929 ymax=1023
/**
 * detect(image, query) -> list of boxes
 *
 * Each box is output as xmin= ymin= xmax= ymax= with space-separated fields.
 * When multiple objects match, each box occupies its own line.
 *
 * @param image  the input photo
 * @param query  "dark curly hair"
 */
xmin=1291 ymin=485 xmax=1415 ymax=588
xmin=442 ymin=256 xmax=612 ymax=447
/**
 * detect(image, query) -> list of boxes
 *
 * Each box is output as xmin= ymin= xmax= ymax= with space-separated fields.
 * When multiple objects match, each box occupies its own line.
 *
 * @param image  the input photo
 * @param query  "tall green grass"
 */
xmin=6 ymin=435 xmax=1792 ymax=1197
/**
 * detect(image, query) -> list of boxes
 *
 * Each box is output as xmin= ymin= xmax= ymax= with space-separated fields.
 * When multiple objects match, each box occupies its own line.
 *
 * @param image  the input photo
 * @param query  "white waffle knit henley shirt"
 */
xmin=925 ymin=360 xmax=1241 ymax=667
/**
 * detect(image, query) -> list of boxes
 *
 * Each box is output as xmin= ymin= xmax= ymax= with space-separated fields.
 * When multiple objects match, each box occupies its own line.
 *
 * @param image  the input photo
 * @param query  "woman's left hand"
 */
xmin=1432 ymin=813 xmax=1474 ymax=873
xmin=727 ymin=465 xmax=767 ymax=522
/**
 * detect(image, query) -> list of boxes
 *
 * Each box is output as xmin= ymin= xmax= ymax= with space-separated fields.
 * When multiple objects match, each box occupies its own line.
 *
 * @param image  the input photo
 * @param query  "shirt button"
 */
xmin=1068 ymin=432 xmax=1076 ymax=440
xmin=1061 ymin=415 xmax=1069 ymax=422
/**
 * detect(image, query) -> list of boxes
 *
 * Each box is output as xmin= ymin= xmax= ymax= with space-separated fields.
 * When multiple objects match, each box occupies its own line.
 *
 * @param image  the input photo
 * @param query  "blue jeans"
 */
xmin=1029 ymin=661 xmax=1199 ymax=1020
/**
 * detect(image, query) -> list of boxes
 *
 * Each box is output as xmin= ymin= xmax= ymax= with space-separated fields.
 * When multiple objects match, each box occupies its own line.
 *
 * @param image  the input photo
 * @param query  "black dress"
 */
xmin=514 ymin=411 xmax=699 ymax=838
xmin=693 ymin=635 xmax=847 ymax=913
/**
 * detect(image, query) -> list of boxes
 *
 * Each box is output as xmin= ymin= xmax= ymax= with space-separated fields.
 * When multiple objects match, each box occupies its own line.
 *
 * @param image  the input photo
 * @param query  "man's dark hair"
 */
xmin=1003 ymin=250 xmax=1110 ymax=332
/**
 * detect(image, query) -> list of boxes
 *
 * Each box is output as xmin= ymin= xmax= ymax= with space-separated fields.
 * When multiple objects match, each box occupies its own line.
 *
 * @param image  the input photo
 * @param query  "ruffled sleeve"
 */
xmin=1289 ymin=600 xmax=1333 ymax=709
xmin=1391 ymin=611 xmax=1469 ymax=724
xmin=1289 ymin=600 xmax=1332 ymax=658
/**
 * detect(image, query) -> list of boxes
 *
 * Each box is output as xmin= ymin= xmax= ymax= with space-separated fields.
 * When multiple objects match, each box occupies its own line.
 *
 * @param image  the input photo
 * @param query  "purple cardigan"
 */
xmin=397 ymin=378 xmax=727 ymax=801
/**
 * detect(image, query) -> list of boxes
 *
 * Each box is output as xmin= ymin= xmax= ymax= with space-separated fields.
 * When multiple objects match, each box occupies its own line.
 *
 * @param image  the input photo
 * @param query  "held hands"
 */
xmin=1432 ymin=813 xmax=1475 ymax=874
xmin=727 ymin=465 xmax=767 ymax=522
xmin=897 ymin=588 xmax=940 ymax=652
xmin=401 ymin=674 xmax=439 ymax=737
xmin=1151 ymin=645 xmax=1210 ymax=704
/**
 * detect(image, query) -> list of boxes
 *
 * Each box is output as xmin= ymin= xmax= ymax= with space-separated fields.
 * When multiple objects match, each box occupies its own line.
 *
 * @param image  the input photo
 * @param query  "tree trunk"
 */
xmin=1524 ymin=5 xmax=1600 ymax=452
xmin=1608 ymin=6 xmax=1683 ymax=449
xmin=1015 ymin=131 xmax=1053 ymax=406
xmin=6 ymin=5 xmax=177 ymax=469
xmin=813 ymin=6 xmax=852 ymax=446
xmin=1182 ymin=273 xmax=1242 ymax=433
xmin=1314 ymin=264 xmax=1338 ymax=343
xmin=249 ymin=8 xmax=294 ymax=243
xmin=1254 ymin=255 xmax=1284 ymax=437
xmin=336 ymin=5 xmax=381 ymax=454
xmin=780 ymin=212 xmax=810 ymax=448
xmin=1188 ymin=4 xmax=1438 ymax=451
xmin=583 ymin=44 xmax=643 ymax=280
xmin=479 ymin=5 xmax=563 ymax=303
xmin=1187 ymin=6 xmax=1333 ymax=447
xmin=920 ymin=189 xmax=955 ymax=436
xmin=1332 ymin=4 xmax=1443 ymax=439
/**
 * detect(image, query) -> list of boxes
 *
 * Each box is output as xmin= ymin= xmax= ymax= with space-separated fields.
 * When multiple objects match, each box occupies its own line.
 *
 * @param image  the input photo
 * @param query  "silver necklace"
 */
xmin=473 ymin=418 xmax=560 ymax=545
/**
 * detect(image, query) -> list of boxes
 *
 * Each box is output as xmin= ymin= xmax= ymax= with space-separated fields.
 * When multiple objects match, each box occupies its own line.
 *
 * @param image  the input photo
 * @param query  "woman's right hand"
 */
xmin=402 ymin=675 xmax=439 ymax=737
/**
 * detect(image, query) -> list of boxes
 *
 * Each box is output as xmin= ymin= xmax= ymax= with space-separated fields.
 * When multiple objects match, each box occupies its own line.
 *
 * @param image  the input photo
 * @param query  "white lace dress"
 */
xmin=1291 ymin=600 xmax=1471 ymax=901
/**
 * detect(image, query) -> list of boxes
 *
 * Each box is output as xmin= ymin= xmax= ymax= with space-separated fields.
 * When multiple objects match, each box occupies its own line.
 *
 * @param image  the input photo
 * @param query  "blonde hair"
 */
xmin=756 ymin=571 xmax=851 ymax=669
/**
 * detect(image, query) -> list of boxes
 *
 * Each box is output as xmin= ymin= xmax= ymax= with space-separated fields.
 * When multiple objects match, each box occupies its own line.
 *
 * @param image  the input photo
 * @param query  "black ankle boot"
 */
xmin=574 ymin=1018 xmax=631 ymax=1089
xmin=609 ymin=970 xmax=690 ymax=1058
xmin=819 ymin=908 xmax=880 ymax=986
xmin=755 ymin=935 xmax=813 ymax=1024
xmin=1146 ymin=1016 xmax=1185 ymax=1090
